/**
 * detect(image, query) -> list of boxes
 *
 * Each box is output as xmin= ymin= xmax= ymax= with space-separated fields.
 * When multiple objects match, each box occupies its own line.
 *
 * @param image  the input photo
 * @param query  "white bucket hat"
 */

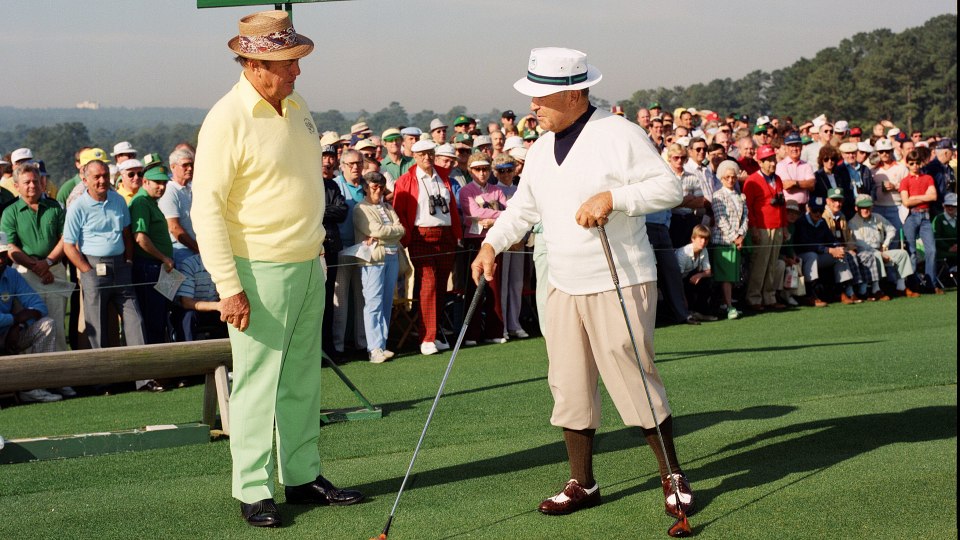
xmin=514 ymin=47 xmax=602 ymax=98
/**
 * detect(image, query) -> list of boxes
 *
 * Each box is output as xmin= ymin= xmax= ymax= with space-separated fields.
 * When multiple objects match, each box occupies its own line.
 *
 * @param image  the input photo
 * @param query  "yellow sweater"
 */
xmin=193 ymin=73 xmax=324 ymax=298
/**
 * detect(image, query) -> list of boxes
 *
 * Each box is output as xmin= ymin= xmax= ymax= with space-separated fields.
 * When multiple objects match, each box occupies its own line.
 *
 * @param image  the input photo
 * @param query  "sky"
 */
xmin=1 ymin=1 xmax=956 ymax=119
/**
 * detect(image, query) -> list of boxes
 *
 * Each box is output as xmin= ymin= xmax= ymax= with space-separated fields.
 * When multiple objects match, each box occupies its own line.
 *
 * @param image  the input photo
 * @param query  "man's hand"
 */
xmin=575 ymin=191 xmax=613 ymax=228
xmin=220 ymin=291 xmax=251 ymax=332
xmin=162 ymin=257 xmax=175 ymax=273
xmin=828 ymin=246 xmax=845 ymax=259
xmin=470 ymin=243 xmax=497 ymax=284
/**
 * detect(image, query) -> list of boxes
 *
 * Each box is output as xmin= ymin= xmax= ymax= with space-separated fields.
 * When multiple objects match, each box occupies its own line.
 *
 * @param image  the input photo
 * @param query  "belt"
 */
xmin=909 ymin=208 xmax=929 ymax=214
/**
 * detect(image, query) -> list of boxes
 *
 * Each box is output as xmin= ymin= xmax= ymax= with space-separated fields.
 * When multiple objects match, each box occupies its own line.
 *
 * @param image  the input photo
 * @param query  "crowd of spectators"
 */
xmin=1 ymin=105 xmax=956 ymax=403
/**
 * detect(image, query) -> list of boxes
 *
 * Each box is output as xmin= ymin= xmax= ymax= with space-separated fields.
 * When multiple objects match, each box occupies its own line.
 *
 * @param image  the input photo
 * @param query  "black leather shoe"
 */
xmin=285 ymin=475 xmax=364 ymax=506
xmin=240 ymin=498 xmax=282 ymax=527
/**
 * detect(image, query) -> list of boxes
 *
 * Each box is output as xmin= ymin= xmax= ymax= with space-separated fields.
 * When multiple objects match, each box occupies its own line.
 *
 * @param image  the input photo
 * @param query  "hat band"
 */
xmin=526 ymin=70 xmax=588 ymax=86
xmin=238 ymin=26 xmax=298 ymax=55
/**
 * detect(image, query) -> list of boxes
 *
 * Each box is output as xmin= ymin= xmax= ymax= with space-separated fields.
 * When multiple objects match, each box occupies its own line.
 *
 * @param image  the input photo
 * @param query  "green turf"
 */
xmin=1 ymin=293 xmax=956 ymax=539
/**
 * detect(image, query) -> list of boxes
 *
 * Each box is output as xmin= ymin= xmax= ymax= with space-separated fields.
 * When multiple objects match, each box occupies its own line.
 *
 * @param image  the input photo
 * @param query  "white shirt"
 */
xmin=484 ymin=109 xmax=682 ymax=295
xmin=414 ymin=166 xmax=452 ymax=227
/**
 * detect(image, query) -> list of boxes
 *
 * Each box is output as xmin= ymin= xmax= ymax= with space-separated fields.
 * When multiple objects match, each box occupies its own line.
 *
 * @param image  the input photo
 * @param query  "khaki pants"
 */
xmin=17 ymin=263 xmax=70 ymax=351
xmin=545 ymin=282 xmax=670 ymax=430
xmin=747 ymin=228 xmax=783 ymax=306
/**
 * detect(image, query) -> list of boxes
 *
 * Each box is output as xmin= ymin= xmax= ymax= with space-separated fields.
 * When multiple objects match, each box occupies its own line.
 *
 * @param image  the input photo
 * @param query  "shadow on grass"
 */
xmin=376 ymin=375 xmax=547 ymax=416
xmin=353 ymin=405 xmax=955 ymax=537
xmin=656 ymin=340 xmax=880 ymax=363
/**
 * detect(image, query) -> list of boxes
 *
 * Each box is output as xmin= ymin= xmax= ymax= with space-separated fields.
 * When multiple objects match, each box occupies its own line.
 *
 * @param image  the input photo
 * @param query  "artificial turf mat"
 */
xmin=1 ymin=292 xmax=956 ymax=539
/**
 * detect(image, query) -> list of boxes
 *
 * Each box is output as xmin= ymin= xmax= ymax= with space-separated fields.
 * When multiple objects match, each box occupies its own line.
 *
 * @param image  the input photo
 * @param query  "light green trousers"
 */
xmin=229 ymin=257 xmax=325 ymax=503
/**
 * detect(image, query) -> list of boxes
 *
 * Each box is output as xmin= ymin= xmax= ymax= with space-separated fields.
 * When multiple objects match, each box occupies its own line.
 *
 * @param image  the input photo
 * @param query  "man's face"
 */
xmin=384 ymin=138 xmax=401 ymax=155
xmin=490 ymin=131 xmax=504 ymax=150
xmin=827 ymin=197 xmax=843 ymax=214
xmin=121 ymin=167 xmax=144 ymax=192
xmin=435 ymin=155 xmax=457 ymax=169
xmin=679 ymin=112 xmax=693 ymax=129
xmin=936 ymin=148 xmax=953 ymax=163
xmin=759 ymin=156 xmax=777 ymax=176
xmin=253 ymin=59 xmax=300 ymax=103
xmin=808 ymin=208 xmax=824 ymax=222
xmin=649 ymin=121 xmax=663 ymax=138
xmin=787 ymin=209 xmax=801 ymax=223
xmin=900 ymin=141 xmax=915 ymax=158
xmin=15 ymin=170 xmax=42 ymax=201
xmin=636 ymin=108 xmax=650 ymax=128
xmin=739 ymin=139 xmax=756 ymax=159
xmin=878 ymin=148 xmax=894 ymax=164
xmin=322 ymin=153 xmax=337 ymax=178
xmin=413 ymin=150 xmax=435 ymax=172
xmin=841 ymin=151 xmax=856 ymax=165
xmin=754 ymin=131 xmax=770 ymax=146
xmin=402 ymin=135 xmax=418 ymax=153
xmin=856 ymin=150 xmax=869 ymax=164
xmin=819 ymin=124 xmax=834 ymax=143
xmin=478 ymin=145 xmax=493 ymax=158
xmin=945 ymin=205 xmax=957 ymax=218
xmin=340 ymin=154 xmax=363 ymax=182
xmin=708 ymin=149 xmax=726 ymax=168
xmin=172 ymin=159 xmax=194 ymax=184
xmin=786 ymin=144 xmax=802 ymax=160
xmin=662 ymin=114 xmax=674 ymax=128
xmin=689 ymin=142 xmax=706 ymax=164
xmin=502 ymin=116 xmax=515 ymax=129
xmin=144 ymin=179 xmax=167 ymax=199
xmin=858 ymin=207 xmax=873 ymax=220
xmin=911 ymin=132 xmax=922 ymax=143
xmin=714 ymin=131 xmax=731 ymax=150
xmin=530 ymin=91 xmax=577 ymax=132
xmin=83 ymin=162 xmax=111 ymax=198
xmin=115 ymin=153 xmax=135 ymax=164
xmin=431 ymin=127 xmax=447 ymax=144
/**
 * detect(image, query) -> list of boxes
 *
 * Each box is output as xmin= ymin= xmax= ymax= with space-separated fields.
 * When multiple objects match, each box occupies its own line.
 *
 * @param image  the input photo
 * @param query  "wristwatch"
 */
xmin=45 ymin=257 xmax=56 ymax=266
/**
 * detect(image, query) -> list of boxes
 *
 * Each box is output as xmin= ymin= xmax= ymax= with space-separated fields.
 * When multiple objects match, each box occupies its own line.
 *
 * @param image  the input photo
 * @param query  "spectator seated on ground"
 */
xmin=173 ymin=253 xmax=226 ymax=342
xmin=932 ymin=192 xmax=957 ymax=285
xmin=822 ymin=188 xmax=865 ymax=303
xmin=0 ymin=232 xmax=62 ymax=403
xmin=792 ymin=196 xmax=858 ymax=307
xmin=848 ymin=194 xmax=920 ymax=299
xmin=676 ymin=224 xmax=716 ymax=322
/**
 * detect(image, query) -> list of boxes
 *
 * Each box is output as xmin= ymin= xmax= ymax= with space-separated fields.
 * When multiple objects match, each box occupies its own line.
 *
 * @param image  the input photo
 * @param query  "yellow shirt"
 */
xmin=116 ymin=183 xmax=137 ymax=205
xmin=193 ymin=73 xmax=324 ymax=298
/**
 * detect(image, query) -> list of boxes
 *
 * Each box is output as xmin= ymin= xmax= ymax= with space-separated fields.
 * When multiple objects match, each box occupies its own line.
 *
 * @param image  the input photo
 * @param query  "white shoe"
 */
xmin=510 ymin=329 xmax=530 ymax=339
xmin=463 ymin=340 xmax=477 ymax=346
xmin=483 ymin=337 xmax=508 ymax=344
xmin=369 ymin=348 xmax=388 ymax=364
xmin=18 ymin=389 xmax=63 ymax=403
xmin=727 ymin=308 xmax=740 ymax=320
xmin=57 ymin=386 xmax=78 ymax=398
xmin=784 ymin=295 xmax=798 ymax=306
xmin=434 ymin=340 xmax=450 ymax=351
xmin=420 ymin=341 xmax=439 ymax=355
xmin=382 ymin=349 xmax=395 ymax=359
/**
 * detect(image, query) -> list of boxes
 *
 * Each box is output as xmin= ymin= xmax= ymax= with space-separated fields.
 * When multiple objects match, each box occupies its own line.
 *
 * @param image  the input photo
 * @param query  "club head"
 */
xmin=667 ymin=513 xmax=693 ymax=537
xmin=368 ymin=534 xmax=387 ymax=540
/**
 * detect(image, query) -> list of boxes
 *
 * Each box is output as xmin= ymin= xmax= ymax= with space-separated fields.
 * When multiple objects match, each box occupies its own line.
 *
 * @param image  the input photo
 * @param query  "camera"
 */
xmin=429 ymin=194 xmax=450 ymax=215
xmin=770 ymin=193 xmax=785 ymax=206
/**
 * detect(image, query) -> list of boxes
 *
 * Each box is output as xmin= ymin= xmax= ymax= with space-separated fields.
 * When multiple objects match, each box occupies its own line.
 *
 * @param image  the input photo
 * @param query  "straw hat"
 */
xmin=514 ymin=47 xmax=602 ymax=98
xmin=228 ymin=10 xmax=314 ymax=61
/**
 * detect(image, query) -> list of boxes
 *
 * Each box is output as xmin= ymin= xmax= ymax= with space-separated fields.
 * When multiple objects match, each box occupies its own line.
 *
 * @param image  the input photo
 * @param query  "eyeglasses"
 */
xmin=360 ymin=152 xmax=375 ymax=159
xmin=125 ymin=171 xmax=144 ymax=178
xmin=878 ymin=150 xmax=892 ymax=154
xmin=367 ymin=183 xmax=384 ymax=190
xmin=343 ymin=161 xmax=362 ymax=168
xmin=669 ymin=155 xmax=685 ymax=161
xmin=471 ymin=167 xmax=490 ymax=173
xmin=692 ymin=147 xmax=706 ymax=153
xmin=822 ymin=129 xmax=833 ymax=134
xmin=823 ymin=157 xmax=835 ymax=162
xmin=495 ymin=167 xmax=515 ymax=173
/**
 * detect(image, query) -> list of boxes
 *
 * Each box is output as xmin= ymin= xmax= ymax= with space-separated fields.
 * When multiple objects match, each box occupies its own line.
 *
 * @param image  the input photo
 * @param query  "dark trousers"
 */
xmin=682 ymin=275 xmax=714 ymax=315
xmin=647 ymin=223 xmax=689 ymax=323
xmin=463 ymin=238 xmax=504 ymax=340
xmin=133 ymin=258 xmax=170 ymax=345
xmin=322 ymin=251 xmax=338 ymax=355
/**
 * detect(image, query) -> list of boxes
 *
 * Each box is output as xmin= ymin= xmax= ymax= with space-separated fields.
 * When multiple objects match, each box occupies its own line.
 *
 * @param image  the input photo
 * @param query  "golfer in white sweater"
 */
xmin=472 ymin=47 xmax=695 ymax=519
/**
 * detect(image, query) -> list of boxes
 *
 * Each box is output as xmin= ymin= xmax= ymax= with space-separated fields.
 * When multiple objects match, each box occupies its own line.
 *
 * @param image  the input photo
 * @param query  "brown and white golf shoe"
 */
xmin=663 ymin=473 xmax=695 ymax=518
xmin=537 ymin=479 xmax=600 ymax=515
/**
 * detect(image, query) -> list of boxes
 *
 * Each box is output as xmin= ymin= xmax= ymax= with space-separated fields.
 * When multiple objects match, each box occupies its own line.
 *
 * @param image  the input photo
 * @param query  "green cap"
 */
xmin=801 ymin=135 xmax=813 ymax=145
xmin=142 ymin=152 xmax=164 ymax=171
xmin=144 ymin=165 xmax=171 ymax=182
xmin=855 ymin=194 xmax=874 ymax=208
xmin=453 ymin=115 xmax=471 ymax=126
xmin=522 ymin=130 xmax=539 ymax=141
xmin=648 ymin=102 xmax=661 ymax=109
xmin=753 ymin=124 xmax=768 ymax=134
xmin=827 ymin=187 xmax=844 ymax=200
xmin=454 ymin=133 xmax=473 ymax=143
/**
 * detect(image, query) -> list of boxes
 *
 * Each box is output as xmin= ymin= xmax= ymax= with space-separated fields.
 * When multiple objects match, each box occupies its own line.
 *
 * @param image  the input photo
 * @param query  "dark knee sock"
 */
xmin=641 ymin=416 xmax=682 ymax=482
xmin=563 ymin=428 xmax=596 ymax=487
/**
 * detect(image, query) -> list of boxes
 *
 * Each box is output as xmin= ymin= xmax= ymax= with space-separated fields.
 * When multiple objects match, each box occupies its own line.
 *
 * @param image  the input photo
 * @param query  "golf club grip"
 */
xmin=596 ymin=225 xmax=620 ymax=287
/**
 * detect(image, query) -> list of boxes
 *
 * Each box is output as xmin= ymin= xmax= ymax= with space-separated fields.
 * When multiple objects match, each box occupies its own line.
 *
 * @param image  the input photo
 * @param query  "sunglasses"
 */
xmin=692 ymin=147 xmax=706 ymax=152
xmin=471 ymin=167 xmax=490 ymax=172
xmin=906 ymin=160 xmax=918 ymax=165
xmin=360 ymin=152 xmax=376 ymax=159
xmin=821 ymin=129 xmax=833 ymax=134
xmin=823 ymin=157 xmax=835 ymax=162
xmin=878 ymin=150 xmax=892 ymax=154
xmin=125 ymin=171 xmax=144 ymax=178
xmin=343 ymin=161 xmax=362 ymax=168
xmin=495 ymin=167 xmax=515 ymax=172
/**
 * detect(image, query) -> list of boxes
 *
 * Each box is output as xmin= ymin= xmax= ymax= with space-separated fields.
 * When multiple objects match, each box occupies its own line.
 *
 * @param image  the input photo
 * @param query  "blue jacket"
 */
xmin=0 ymin=266 xmax=48 ymax=333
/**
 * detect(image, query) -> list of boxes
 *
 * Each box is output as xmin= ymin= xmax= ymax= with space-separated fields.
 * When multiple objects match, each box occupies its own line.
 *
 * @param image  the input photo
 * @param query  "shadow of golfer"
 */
xmin=374 ymin=375 xmax=547 ymax=416
xmin=600 ymin=405 xmax=957 ymax=534
xmin=351 ymin=405 xmax=795 ymax=498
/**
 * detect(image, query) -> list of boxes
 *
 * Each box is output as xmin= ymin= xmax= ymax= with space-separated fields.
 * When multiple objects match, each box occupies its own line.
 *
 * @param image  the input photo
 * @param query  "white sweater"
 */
xmin=484 ymin=109 xmax=682 ymax=295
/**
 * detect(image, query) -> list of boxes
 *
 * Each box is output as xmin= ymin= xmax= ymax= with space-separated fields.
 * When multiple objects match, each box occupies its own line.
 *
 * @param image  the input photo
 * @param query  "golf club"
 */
xmin=371 ymin=278 xmax=488 ymax=540
xmin=596 ymin=224 xmax=693 ymax=538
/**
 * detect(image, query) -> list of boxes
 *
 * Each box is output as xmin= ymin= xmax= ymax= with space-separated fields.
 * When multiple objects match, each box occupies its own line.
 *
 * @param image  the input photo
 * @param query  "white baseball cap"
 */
xmin=411 ymin=140 xmax=437 ymax=153
xmin=11 ymin=148 xmax=33 ymax=163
